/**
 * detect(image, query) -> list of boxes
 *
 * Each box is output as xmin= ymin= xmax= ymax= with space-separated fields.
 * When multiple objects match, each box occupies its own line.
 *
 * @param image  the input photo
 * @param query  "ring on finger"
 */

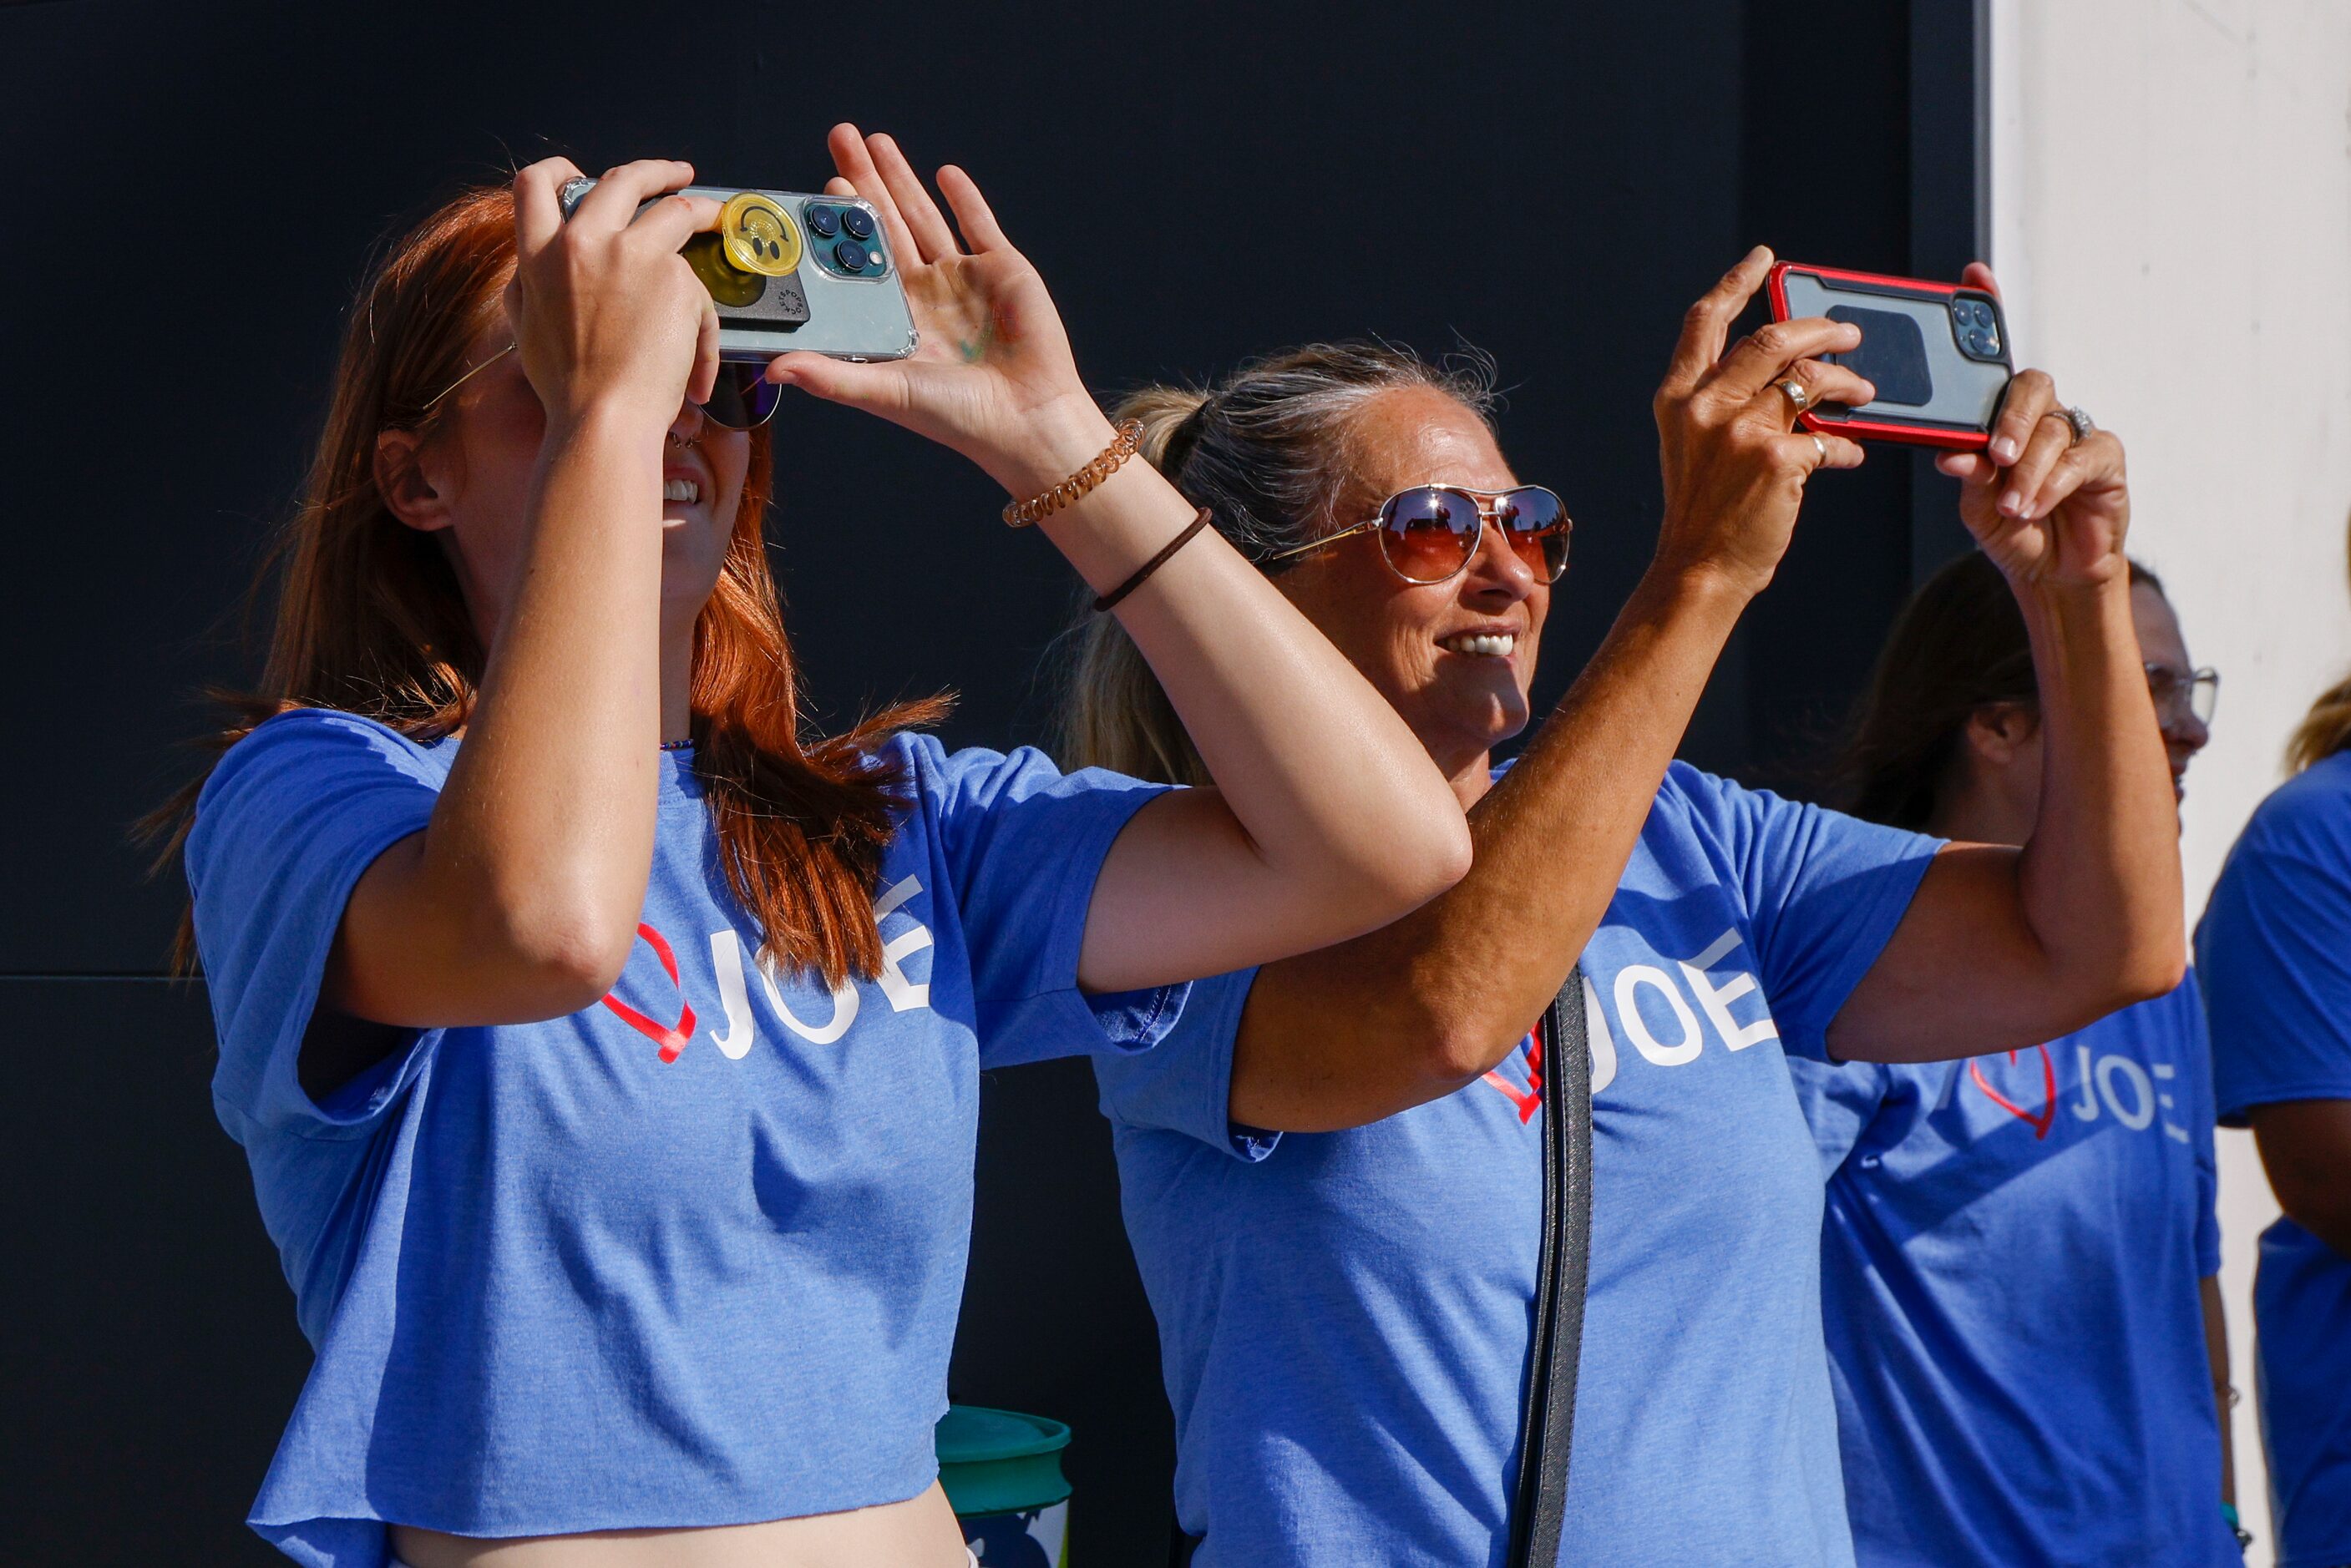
xmin=1810 ymin=432 xmax=1828 ymax=464
xmin=2037 ymin=408 xmax=2084 ymax=447
xmin=1776 ymin=377 xmax=1811 ymax=414
xmin=2060 ymin=406 xmax=2095 ymax=445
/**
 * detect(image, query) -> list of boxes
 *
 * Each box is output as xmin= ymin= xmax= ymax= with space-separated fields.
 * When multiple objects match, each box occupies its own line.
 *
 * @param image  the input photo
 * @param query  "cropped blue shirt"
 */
xmin=190 ymin=711 xmax=1183 ymax=1567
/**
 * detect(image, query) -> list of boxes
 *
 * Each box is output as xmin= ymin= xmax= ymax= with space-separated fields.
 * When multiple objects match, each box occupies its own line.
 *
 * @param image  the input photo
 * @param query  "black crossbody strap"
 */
xmin=1505 ymin=964 xmax=1594 ymax=1568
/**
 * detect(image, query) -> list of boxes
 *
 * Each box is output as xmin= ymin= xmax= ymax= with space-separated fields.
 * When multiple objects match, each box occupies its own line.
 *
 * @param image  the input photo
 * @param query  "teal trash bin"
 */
xmin=936 ymin=1404 xmax=1072 ymax=1567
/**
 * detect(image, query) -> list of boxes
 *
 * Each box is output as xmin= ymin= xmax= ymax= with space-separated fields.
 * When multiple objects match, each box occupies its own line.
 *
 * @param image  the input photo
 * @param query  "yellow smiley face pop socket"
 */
xmin=718 ymin=192 xmax=802 ymax=278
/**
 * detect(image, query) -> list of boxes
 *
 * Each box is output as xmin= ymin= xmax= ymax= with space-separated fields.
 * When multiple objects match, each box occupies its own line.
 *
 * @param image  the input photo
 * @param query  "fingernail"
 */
xmin=1993 ymin=438 xmax=2019 ymax=463
xmin=2000 ymin=490 xmax=2023 ymax=516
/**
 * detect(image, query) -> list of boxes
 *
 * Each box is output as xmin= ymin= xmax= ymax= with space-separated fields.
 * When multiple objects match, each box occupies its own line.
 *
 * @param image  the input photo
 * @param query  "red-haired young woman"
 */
xmin=176 ymin=130 xmax=1467 ymax=1568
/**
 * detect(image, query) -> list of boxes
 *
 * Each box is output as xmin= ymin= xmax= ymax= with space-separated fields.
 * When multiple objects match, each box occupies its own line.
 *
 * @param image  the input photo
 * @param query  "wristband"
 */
xmin=1094 ymin=508 xmax=1215 ymax=614
xmin=1002 ymin=418 xmax=1143 ymax=528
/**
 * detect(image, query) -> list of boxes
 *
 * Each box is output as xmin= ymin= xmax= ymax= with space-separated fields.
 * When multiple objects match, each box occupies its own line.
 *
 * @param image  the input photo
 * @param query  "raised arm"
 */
xmin=773 ymin=128 xmax=1468 ymax=994
xmin=1226 ymin=250 xmax=1873 ymax=1130
xmin=327 ymin=159 xmax=725 ymax=1036
xmin=1830 ymin=271 xmax=2182 ymax=1061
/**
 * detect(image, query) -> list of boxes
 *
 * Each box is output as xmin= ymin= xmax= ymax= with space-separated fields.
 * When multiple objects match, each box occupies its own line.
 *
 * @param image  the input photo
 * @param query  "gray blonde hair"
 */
xmin=1057 ymin=341 xmax=1497 ymax=785
xmin=2287 ymin=508 xmax=2351 ymax=772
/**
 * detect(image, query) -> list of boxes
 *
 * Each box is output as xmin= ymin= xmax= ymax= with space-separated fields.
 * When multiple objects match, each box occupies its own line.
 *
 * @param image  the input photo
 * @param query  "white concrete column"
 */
xmin=1989 ymin=3 xmax=2351 ymax=1561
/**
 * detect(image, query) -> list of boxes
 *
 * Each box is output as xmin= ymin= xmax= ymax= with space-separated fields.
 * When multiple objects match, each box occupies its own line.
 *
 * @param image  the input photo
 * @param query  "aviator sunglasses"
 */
xmin=420 ymin=341 xmax=784 ymax=431
xmin=1263 ymin=484 xmax=1573 ymax=585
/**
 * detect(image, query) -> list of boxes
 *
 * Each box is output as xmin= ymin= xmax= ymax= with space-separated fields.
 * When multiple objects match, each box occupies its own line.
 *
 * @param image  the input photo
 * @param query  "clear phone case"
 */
xmin=560 ymin=180 xmax=919 ymax=363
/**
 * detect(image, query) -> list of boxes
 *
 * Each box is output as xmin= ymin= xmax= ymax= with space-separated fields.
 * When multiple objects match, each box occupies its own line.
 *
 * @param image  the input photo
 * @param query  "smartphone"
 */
xmin=557 ymin=180 xmax=920 ymax=363
xmin=1766 ymin=262 xmax=2012 ymax=449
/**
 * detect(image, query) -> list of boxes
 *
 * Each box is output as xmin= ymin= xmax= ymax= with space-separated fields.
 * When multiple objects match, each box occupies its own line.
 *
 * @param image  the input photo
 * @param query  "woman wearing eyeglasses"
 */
xmin=170 ymin=129 xmax=1469 ymax=1568
xmin=1787 ymin=549 xmax=2240 ymax=1567
xmin=1073 ymin=254 xmax=2185 ymax=1566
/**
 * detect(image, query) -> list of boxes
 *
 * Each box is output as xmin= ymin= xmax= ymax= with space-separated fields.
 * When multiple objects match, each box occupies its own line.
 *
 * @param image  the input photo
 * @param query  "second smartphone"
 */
xmin=1766 ymin=262 xmax=2012 ymax=449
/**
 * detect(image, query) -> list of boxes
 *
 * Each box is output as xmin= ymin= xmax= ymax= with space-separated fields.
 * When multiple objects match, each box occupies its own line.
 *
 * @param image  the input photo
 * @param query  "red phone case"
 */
xmin=1765 ymin=261 xmax=2010 ymax=451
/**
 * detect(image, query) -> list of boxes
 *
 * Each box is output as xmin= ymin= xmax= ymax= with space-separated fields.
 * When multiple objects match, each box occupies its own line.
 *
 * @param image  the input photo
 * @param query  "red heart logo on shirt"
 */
xmin=1480 ymin=1032 xmax=1543 ymax=1125
xmin=600 ymin=922 xmax=697 ymax=1064
xmin=1968 ymin=1044 xmax=2055 ymax=1140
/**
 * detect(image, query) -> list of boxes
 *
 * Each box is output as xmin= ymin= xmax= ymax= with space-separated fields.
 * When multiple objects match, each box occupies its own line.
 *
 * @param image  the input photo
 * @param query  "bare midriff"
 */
xmin=389 ymin=1481 xmax=966 ymax=1568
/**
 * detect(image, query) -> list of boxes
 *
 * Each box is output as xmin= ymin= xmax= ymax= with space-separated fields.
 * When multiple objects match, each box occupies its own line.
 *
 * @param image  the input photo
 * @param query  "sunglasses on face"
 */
xmin=1262 ymin=484 xmax=1573 ymax=586
xmin=418 ymin=342 xmax=783 ymax=431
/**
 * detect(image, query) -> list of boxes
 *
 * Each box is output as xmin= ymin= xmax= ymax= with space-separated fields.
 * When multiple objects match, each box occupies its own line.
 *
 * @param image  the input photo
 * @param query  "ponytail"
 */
xmin=1057 ymin=341 xmax=1495 ymax=783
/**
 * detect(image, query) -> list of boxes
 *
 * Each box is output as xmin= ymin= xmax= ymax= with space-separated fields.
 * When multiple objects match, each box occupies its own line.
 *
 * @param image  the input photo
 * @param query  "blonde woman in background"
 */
xmin=2200 ymin=515 xmax=2351 ymax=1568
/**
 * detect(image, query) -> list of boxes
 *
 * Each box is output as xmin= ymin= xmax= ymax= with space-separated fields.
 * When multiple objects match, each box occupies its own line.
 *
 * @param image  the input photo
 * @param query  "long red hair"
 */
xmin=155 ymin=182 xmax=945 ymax=984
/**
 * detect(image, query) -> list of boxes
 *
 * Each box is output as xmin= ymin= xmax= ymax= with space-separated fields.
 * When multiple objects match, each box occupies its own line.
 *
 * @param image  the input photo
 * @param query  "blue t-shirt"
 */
xmin=1789 ymin=979 xmax=2234 ymax=1567
xmin=1096 ymin=761 xmax=1940 ymax=1567
xmin=2199 ymin=751 xmax=2351 ymax=1568
xmin=189 ymin=710 xmax=1183 ymax=1568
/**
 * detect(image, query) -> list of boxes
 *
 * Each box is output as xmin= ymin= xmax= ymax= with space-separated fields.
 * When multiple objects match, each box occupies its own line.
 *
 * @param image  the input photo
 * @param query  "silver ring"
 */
xmin=1776 ymin=377 xmax=1811 ymax=414
xmin=1810 ymin=432 xmax=1828 ymax=464
xmin=2061 ymin=406 xmax=2095 ymax=445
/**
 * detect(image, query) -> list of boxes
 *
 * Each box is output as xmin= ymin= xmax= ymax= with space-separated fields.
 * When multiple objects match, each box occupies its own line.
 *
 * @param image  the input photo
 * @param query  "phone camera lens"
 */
xmin=841 ymin=206 xmax=876 ymax=240
xmin=805 ymin=205 xmax=841 ymax=239
xmin=1964 ymin=328 xmax=1993 ymax=356
xmin=833 ymin=239 xmax=870 ymax=272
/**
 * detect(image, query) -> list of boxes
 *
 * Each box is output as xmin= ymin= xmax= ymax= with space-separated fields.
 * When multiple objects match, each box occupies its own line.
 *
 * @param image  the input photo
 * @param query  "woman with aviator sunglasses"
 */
xmin=1068 ymin=253 xmax=2185 ymax=1566
xmin=171 ymin=129 xmax=1470 ymax=1568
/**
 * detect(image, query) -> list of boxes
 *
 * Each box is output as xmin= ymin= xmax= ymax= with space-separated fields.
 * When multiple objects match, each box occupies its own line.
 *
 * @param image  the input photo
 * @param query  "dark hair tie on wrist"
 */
xmin=1095 ymin=508 xmax=1216 ymax=615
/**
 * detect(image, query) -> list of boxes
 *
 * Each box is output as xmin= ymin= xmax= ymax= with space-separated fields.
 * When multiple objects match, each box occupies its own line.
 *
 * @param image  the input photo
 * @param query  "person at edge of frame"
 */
xmin=160 ymin=130 xmax=1471 ymax=1568
xmin=2201 ymin=511 xmax=2351 ymax=1568
xmin=1067 ymin=254 xmax=2185 ymax=1566
xmin=1789 ymin=548 xmax=2241 ymax=1565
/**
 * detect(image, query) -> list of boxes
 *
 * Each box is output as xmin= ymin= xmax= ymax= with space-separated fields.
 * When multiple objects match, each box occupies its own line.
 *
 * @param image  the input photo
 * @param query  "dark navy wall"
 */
xmin=0 ymin=3 xmax=1977 ymax=1560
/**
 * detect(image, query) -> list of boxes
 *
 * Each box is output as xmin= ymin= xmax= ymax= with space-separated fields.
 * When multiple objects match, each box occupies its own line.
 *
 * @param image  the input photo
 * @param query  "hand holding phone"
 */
xmin=510 ymin=159 xmax=726 ymax=427
xmin=1937 ymin=358 xmax=2129 ymax=592
xmin=1648 ymin=247 xmax=1874 ymax=599
xmin=557 ymin=178 xmax=919 ymax=364
xmin=755 ymin=124 xmax=1117 ymax=502
xmin=1766 ymin=262 xmax=2014 ymax=448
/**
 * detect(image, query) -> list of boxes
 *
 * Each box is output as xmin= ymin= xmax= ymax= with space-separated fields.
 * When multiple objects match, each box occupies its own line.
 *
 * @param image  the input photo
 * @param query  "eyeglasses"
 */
xmin=1262 ymin=484 xmax=1573 ymax=585
xmin=2146 ymin=662 xmax=2220 ymax=727
xmin=419 ymin=342 xmax=783 ymax=431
